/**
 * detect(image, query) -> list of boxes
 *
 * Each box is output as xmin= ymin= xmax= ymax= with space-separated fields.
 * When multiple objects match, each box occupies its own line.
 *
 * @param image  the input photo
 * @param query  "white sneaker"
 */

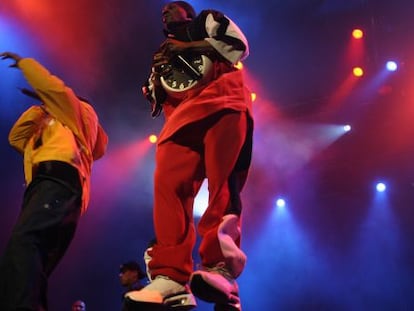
xmin=164 ymin=292 xmax=197 ymax=309
xmin=214 ymin=302 xmax=242 ymax=311
xmin=190 ymin=263 xmax=241 ymax=310
xmin=125 ymin=275 xmax=196 ymax=309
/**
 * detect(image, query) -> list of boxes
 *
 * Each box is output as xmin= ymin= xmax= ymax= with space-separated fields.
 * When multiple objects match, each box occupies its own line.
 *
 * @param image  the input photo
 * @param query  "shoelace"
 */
xmin=199 ymin=262 xmax=234 ymax=281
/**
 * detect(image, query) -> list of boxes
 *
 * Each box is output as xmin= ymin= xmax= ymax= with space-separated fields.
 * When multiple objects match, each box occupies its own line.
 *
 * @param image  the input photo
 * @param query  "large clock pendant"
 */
xmin=160 ymin=54 xmax=212 ymax=97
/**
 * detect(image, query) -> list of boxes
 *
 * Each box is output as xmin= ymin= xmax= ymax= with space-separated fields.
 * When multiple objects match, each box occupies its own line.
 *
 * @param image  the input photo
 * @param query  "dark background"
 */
xmin=1 ymin=0 xmax=413 ymax=310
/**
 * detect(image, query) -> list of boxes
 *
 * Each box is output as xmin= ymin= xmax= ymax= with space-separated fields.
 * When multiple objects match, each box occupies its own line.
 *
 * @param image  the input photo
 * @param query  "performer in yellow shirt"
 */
xmin=0 ymin=51 xmax=108 ymax=311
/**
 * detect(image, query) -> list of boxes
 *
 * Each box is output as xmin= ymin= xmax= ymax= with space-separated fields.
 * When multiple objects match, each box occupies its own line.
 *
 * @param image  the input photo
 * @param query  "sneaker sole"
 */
xmin=190 ymin=274 xmax=232 ymax=304
xmin=123 ymin=297 xmax=195 ymax=311
xmin=164 ymin=293 xmax=197 ymax=310
xmin=123 ymin=298 xmax=167 ymax=311
xmin=214 ymin=304 xmax=241 ymax=311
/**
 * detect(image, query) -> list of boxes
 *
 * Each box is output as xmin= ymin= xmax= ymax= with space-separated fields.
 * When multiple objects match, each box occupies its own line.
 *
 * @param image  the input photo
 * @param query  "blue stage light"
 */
xmin=376 ymin=182 xmax=386 ymax=192
xmin=276 ymin=198 xmax=286 ymax=208
xmin=386 ymin=61 xmax=397 ymax=72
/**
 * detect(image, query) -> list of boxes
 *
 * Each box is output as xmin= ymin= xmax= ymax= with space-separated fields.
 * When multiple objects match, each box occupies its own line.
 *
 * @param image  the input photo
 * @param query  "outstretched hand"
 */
xmin=0 ymin=51 xmax=22 ymax=68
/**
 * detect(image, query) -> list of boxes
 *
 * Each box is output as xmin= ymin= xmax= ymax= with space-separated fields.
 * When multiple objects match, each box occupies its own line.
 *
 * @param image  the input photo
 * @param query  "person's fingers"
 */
xmin=0 ymin=52 xmax=11 ymax=59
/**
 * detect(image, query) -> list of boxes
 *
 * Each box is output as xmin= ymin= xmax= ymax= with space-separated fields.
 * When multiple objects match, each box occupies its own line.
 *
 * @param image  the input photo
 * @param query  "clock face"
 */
xmin=161 ymin=54 xmax=212 ymax=95
xmin=163 ymin=67 xmax=198 ymax=90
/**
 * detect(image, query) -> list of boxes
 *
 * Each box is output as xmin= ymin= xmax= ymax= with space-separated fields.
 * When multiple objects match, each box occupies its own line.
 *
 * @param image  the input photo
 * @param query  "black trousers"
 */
xmin=0 ymin=161 xmax=82 ymax=311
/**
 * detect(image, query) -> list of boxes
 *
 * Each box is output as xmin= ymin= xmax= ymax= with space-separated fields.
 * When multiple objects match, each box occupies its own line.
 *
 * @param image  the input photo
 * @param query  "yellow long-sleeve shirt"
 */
xmin=8 ymin=58 xmax=108 ymax=213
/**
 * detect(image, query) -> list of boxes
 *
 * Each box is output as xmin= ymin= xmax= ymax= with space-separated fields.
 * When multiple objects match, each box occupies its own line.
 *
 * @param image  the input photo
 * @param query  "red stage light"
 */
xmin=352 ymin=28 xmax=364 ymax=39
xmin=352 ymin=66 xmax=364 ymax=77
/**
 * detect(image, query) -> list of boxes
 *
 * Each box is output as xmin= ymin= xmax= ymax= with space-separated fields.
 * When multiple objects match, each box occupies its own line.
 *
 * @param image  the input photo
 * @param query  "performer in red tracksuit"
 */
xmin=125 ymin=2 xmax=253 ymax=310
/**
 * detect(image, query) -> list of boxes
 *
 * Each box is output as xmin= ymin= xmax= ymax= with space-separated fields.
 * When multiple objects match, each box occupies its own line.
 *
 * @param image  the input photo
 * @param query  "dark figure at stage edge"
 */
xmin=119 ymin=260 xmax=147 ymax=295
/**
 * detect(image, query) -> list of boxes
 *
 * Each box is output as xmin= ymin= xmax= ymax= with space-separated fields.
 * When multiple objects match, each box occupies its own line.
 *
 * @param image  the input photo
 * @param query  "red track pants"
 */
xmin=149 ymin=110 xmax=250 ymax=283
